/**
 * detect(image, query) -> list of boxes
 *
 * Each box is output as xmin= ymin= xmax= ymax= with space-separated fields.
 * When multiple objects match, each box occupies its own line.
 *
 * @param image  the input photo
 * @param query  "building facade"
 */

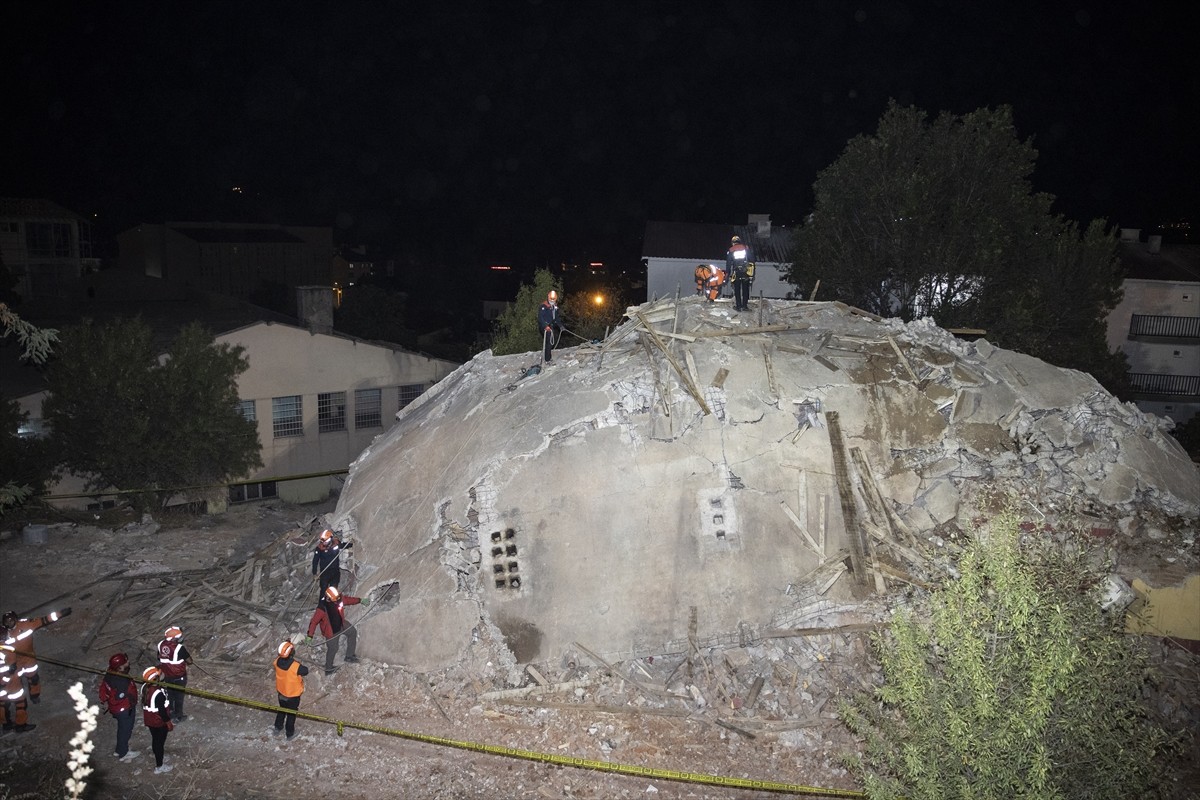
xmin=0 ymin=198 xmax=98 ymax=301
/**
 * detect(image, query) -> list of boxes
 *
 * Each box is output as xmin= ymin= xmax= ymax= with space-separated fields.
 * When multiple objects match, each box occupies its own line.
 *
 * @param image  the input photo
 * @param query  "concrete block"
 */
xmin=917 ymin=479 xmax=960 ymax=525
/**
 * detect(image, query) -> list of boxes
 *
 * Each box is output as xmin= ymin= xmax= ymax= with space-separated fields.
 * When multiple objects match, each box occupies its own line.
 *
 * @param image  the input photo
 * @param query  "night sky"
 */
xmin=4 ymin=2 xmax=1196 ymax=269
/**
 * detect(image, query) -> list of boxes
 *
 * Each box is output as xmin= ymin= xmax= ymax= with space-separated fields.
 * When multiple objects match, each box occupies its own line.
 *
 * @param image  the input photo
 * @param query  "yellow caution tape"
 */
xmin=37 ymin=653 xmax=864 ymax=798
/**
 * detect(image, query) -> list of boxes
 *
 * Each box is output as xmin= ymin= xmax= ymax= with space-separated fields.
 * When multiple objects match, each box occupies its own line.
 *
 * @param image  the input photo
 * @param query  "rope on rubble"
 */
xmin=35 ymin=652 xmax=864 ymax=798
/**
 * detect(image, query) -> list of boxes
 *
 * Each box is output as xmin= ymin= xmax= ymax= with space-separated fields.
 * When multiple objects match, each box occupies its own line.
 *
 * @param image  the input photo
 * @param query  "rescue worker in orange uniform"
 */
xmin=694 ymin=264 xmax=726 ymax=302
xmin=305 ymin=586 xmax=369 ymax=675
xmin=140 ymin=666 xmax=174 ymax=774
xmin=1 ymin=642 xmax=34 ymax=734
xmin=2 ymin=606 xmax=72 ymax=708
xmin=312 ymin=528 xmax=354 ymax=594
xmin=272 ymin=640 xmax=309 ymax=740
xmin=156 ymin=625 xmax=192 ymax=724
xmin=99 ymin=652 xmax=140 ymax=761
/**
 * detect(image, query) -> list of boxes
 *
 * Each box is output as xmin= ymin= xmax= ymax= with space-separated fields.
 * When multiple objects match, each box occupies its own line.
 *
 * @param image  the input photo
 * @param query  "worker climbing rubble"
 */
xmin=312 ymin=527 xmax=354 ymax=594
xmin=2 ymin=606 xmax=72 ymax=715
xmin=156 ymin=625 xmax=192 ymax=724
xmin=306 ymin=586 xmax=370 ymax=676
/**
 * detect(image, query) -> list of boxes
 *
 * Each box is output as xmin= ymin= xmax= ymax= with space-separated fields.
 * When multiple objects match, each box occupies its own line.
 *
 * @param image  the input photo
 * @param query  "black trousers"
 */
xmin=164 ymin=675 xmax=187 ymax=720
xmin=149 ymin=725 xmax=169 ymax=767
xmin=733 ymin=279 xmax=751 ymax=309
xmin=274 ymin=693 xmax=302 ymax=736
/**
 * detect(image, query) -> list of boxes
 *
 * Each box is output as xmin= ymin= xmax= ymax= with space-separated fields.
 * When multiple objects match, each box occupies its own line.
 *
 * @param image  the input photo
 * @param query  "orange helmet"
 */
xmin=163 ymin=626 xmax=183 ymax=641
xmin=325 ymin=586 xmax=341 ymax=603
xmin=278 ymin=641 xmax=296 ymax=658
xmin=142 ymin=666 xmax=163 ymax=682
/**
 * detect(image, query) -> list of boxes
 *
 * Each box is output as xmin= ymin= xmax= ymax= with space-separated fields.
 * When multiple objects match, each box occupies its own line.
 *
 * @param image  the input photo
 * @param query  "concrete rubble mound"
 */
xmin=328 ymin=298 xmax=1199 ymax=676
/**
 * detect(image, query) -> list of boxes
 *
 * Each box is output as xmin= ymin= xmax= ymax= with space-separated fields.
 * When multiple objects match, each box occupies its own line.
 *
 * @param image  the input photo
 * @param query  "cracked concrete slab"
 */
xmin=329 ymin=299 xmax=1200 ymax=673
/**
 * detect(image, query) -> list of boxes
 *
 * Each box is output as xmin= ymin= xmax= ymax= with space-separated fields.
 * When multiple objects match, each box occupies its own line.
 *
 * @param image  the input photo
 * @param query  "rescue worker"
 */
xmin=537 ymin=290 xmax=561 ymax=363
xmin=98 ymin=652 xmax=140 ymax=761
xmin=140 ymin=666 xmax=174 ymax=774
xmin=727 ymin=235 xmax=754 ymax=312
xmin=312 ymin=528 xmax=354 ymax=594
xmin=2 ymin=606 xmax=72 ymax=706
xmin=1 ymin=641 xmax=35 ymax=734
xmin=272 ymin=640 xmax=309 ymax=740
xmin=305 ymin=586 xmax=370 ymax=676
xmin=694 ymin=264 xmax=726 ymax=302
xmin=156 ymin=625 xmax=192 ymax=723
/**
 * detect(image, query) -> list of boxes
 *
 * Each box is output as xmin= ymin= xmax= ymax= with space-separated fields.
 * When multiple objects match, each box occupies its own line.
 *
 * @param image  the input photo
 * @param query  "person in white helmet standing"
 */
xmin=271 ymin=640 xmax=309 ymax=740
xmin=156 ymin=626 xmax=192 ymax=723
xmin=537 ymin=290 xmax=561 ymax=364
xmin=140 ymin=666 xmax=174 ymax=774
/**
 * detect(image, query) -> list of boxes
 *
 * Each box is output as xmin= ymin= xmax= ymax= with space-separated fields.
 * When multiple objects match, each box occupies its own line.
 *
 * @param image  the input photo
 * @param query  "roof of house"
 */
xmin=167 ymin=226 xmax=306 ymax=244
xmin=642 ymin=220 xmax=796 ymax=264
xmin=0 ymin=197 xmax=87 ymax=221
xmin=1117 ymin=241 xmax=1200 ymax=283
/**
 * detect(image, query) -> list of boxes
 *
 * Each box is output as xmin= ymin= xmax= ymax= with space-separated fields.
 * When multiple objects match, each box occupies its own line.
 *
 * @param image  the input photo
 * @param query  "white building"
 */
xmin=1107 ymin=229 xmax=1200 ymax=424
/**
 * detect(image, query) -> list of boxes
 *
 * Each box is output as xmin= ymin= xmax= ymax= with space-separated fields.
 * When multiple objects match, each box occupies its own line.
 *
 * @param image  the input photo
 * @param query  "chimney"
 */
xmin=748 ymin=213 xmax=772 ymax=235
xmin=296 ymin=286 xmax=334 ymax=335
xmin=1119 ymin=228 xmax=1141 ymax=243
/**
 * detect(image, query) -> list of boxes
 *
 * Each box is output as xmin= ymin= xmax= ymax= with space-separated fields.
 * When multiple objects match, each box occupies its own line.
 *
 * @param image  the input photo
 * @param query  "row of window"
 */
xmin=237 ymin=384 xmax=426 ymax=439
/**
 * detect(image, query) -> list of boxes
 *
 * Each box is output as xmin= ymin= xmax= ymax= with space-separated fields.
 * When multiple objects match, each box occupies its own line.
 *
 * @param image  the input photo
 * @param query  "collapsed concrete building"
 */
xmin=329 ymin=298 xmax=1199 ymax=675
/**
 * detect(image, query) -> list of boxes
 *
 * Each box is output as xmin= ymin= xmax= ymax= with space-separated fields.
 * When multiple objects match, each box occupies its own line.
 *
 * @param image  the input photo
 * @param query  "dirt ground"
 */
xmin=1 ymin=499 xmax=1196 ymax=800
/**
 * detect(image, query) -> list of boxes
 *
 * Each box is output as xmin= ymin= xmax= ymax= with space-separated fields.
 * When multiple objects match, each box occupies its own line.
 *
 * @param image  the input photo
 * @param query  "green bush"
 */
xmin=840 ymin=509 xmax=1178 ymax=799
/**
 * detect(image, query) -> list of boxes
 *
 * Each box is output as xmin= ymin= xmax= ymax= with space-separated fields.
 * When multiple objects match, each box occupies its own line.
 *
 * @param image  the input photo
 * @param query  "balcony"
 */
xmin=1128 ymin=314 xmax=1200 ymax=341
xmin=1127 ymin=372 xmax=1200 ymax=400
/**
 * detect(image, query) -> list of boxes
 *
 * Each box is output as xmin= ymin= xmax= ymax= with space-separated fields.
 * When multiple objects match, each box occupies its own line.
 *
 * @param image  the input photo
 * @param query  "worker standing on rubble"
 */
xmin=727 ymin=235 xmax=753 ymax=312
xmin=312 ymin=528 xmax=354 ymax=593
xmin=537 ymin=290 xmax=561 ymax=363
xmin=140 ymin=666 xmax=174 ymax=774
xmin=271 ymin=640 xmax=309 ymax=740
xmin=156 ymin=626 xmax=192 ymax=724
xmin=1 ymin=641 xmax=34 ymax=734
xmin=305 ymin=586 xmax=370 ymax=676
xmin=2 ymin=606 xmax=72 ymax=709
xmin=99 ymin=652 xmax=140 ymax=761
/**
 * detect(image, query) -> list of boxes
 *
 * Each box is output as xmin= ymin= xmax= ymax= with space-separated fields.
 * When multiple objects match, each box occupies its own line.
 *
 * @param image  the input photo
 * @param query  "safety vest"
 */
xmin=275 ymin=658 xmax=305 ymax=698
xmin=142 ymin=684 xmax=170 ymax=727
xmin=157 ymin=640 xmax=188 ymax=679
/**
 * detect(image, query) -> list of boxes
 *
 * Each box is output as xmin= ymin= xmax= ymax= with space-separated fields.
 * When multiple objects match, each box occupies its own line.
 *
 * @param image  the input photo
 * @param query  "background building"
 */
xmin=0 ymin=198 xmax=99 ymax=300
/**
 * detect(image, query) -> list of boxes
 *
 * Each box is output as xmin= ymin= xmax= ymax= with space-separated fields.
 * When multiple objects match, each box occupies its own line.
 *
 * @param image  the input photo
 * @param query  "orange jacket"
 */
xmin=275 ymin=656 xmax=308 ymax=698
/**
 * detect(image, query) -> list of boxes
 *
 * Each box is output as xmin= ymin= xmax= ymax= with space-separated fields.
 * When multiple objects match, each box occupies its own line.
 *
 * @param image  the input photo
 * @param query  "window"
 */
xmin=229 ymin=481 xmax=278 ymax=503
xmin=236 ymin=399 xmax=256 ymax=422
xmin=398 ymin=383 xmax=426 ymax=410
xmin=25 ymin=222 xmax=72 ymax=257
xmin=272 ymin=395 xmax=303 ymax=438
xmin=318 ymin=391 xmax=347 ymax=432
xmin=354 ymin=388 xmax=382 ymax=429
xmin=0 ymin=222 xmax=19 ymax=234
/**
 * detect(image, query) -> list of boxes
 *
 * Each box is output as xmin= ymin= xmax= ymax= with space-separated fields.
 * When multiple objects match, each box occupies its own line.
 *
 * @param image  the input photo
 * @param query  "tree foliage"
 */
xmin=561 ymin=281 xmax=627 ymax=344
xmin=489 ymin=269 xmax=562 ymax=356
xmin=1 ymin=302 xmax=59 ymax=514
xmin=840 ymin=509 xmax=1177 ymax=800
xmin=787 ymin=102 xmax=1127 ymax=389
xmin=43 ymin=318 xmax=262 ymax=510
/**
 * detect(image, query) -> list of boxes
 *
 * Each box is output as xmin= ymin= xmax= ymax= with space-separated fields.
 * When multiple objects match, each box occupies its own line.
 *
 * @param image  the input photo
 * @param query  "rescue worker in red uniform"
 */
xmin=141 ymin=666 xmax=174 ymax=774
xmin=726 ymin=235 xmax=754 ymax=312
xmin=156 ymin=625 xmax=191 ymax=723
xmin=312 ymin=528 xmax=354 ymax=594
xmin=694 ymin=264 xmax=726 ymax=302
xmin=2 ymin=606 xmax=72 ymax=707
xmin=272 ymin=640 xmax=309 ymax=739
xmin=99 ymin=652 xmax=140 ymax=761
xmin=306 ymin=586 xmax=369 ymax=675
xmin=1 ymin=642 xmax=34 ymax=734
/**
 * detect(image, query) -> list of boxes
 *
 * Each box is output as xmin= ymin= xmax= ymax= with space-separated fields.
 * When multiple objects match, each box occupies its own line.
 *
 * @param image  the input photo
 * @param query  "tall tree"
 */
xmin=1 ymin=301 xmax=59 ymax=513
xmin=787 ymin=102 xmax=1127 ymax=389
xmin=43 ymin=318 xmax=262 ymax=510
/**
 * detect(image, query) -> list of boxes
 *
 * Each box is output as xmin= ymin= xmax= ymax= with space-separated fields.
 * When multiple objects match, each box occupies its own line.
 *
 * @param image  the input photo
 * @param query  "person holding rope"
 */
xmin=271 ymin=640 xmax=309 ymax=740
xmin=312 ymin=528 xmax=353 ymax=594
xmin=156 ymin=625 xmax=192 ymax=723
xmin=305 ymin=586 xmax=369 ymax=676
xmin=537 ymin=290 xmax=561 ymax=364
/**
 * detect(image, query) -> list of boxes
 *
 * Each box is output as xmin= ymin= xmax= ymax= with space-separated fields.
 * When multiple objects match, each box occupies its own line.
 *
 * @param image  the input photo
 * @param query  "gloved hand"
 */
xmin=544 ymin=326 xmax=551 ymax=333
xmin=304 ymin=636 xmax=313 ymax=646
xmin=61 ymin=607 xmax=73 ymax=617
xmin=344 ymin=541 xmax=354 ymax=550
xmin=361 ymin=598 xmax=371 ymax=606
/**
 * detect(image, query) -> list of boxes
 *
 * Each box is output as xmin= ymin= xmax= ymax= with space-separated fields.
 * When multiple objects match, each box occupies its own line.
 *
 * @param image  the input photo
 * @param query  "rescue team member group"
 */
xmin=3 ymin=528 xmax=369 ymax=775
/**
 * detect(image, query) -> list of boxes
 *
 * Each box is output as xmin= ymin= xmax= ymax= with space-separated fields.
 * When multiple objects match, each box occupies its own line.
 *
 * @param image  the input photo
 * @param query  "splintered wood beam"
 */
xmin=635 ymin=310 xmax=711 ymax=415
xmin=690 ymin=323 xmax=811 ymax=338
xmin=886 ymin=336 xmax=920 ymax=382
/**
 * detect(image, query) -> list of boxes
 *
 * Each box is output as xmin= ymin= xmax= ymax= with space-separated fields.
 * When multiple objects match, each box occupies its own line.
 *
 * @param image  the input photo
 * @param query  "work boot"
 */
xmin=324 ymin=666 xmax=339 ymax=676
xmin=172 ymin=714 xmax=188 ymax=723
xmin=14 ymin=724 xmax=37 ymax=733
xmin=119 ymin=751 xmax=140 ymax=763
xmin=344 ymin=655 xmax=359 ymax=663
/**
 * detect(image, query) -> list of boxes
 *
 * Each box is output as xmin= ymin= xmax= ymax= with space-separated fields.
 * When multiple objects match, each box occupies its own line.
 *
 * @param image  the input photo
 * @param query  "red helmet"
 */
xmin=142 ymin=666 xmax=163 ymax=682
xmin=108 ymin=653 xmax=129 ymax=672
xmin=278 ymin=641 xmax=295 ymax=659
xmin=325 ymin=586 xmax=341 ymax=603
